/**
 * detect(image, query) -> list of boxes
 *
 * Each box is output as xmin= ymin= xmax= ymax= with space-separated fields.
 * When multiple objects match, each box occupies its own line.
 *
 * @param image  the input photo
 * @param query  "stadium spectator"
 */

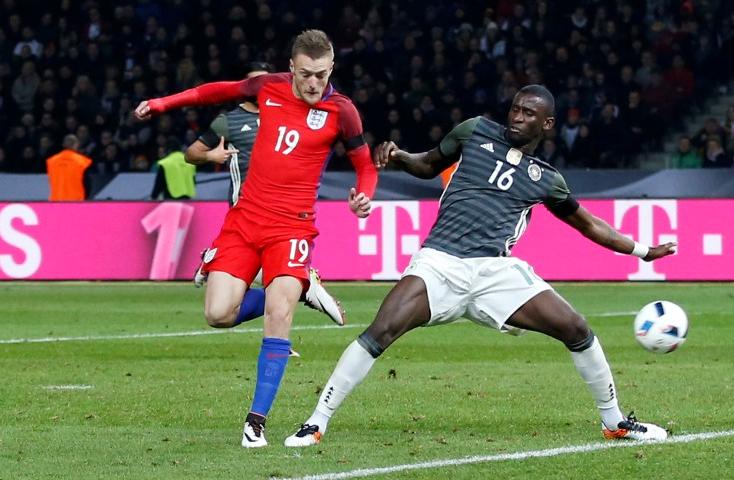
xmin=13 ymin=27 xmax=42 ymax=58
xmin=692 ymin=117 xmax=728 ymax=150
xmin=559 ymin=108 xmax=581 ymax=153
xmin=285 ymin=85 xmax=675 ymax=448
xmin=671 ymin=135 xmax=702 ymax=169
xmin=1 ymin=1 xmax=734 ymax=175
xmin=664 ymin=54 xmax=695 ymax=105
xmin=11 ymin=60 xmax=39 ymax=113
xmin=592 ymin=102 xmax=629 ymax=167
xmin=620 ymin=90 xmax=651 ymax=154
xmin=723 ymin=105 xmax=734 ymax=152
xmin=539 ymin=138 xmax=567 ymax=168
xmin=568 ymin=123 xmax=596 ymax=168
xmin=4 ymin=125 xmax=32 ymax=172
xmin=702 ymin=137 xmax=733 ymax=168
xmin=615 ymin=65 xmax=642 ymax=106
xmin=634 ymin=50 xmax=658 ymax=88
xmin=46 ymin=134 xmax=93 ymax=201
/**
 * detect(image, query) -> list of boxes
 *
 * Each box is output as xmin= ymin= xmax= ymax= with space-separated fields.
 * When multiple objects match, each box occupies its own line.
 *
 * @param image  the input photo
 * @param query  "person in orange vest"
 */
xmin=46 ymin=134 xmax=93 ymax=201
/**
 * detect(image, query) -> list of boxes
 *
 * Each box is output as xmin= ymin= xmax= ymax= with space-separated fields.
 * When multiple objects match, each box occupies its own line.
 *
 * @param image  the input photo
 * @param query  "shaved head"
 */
xmin=518 ymin=84 xmax=555 ymax=116
xmin=505 ymin=85 xmax=556 ymax=151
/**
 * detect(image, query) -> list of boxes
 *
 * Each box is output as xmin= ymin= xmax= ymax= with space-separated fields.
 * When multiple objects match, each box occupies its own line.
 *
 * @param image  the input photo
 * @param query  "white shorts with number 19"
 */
xmin=402 ymin=248 xmax=551 ymax=331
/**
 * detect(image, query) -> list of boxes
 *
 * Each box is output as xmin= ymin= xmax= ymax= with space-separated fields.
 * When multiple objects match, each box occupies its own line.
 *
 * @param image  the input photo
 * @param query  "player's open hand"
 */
xmin=348 ymin=187 xmax=371 ymax=218
xmin=644 ymin=242 xmax=677 ymax=262
xmin=373 ymin=141 xmax=403 ymax=169
xmin=206 ymin=137 xmax=239 ymax=164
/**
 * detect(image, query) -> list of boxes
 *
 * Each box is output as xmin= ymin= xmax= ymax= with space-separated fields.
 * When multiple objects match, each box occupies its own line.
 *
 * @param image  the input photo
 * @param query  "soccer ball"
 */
xmin=633 ymin=301 xmax=688 ymax=353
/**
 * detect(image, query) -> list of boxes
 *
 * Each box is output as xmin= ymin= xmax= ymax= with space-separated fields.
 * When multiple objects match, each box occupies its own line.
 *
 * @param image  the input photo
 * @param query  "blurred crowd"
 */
xmin=2 ymin=0 xmax=734 ymax=179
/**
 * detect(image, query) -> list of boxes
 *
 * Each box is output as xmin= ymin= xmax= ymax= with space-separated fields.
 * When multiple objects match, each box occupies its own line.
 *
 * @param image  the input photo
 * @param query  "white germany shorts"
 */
xmin=402 ymin=247 xmax=552 ymax=331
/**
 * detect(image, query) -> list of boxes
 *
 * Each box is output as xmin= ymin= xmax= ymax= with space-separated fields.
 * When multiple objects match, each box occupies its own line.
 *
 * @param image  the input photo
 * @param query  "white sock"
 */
xmin=305 ymin=340 xmax=377 ymax=434
xmin=570 ymin=336 xmax=625 ymax=430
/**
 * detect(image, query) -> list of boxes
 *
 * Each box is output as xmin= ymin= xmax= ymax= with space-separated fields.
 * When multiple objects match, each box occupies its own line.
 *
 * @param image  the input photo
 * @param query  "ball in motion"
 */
xmin=633 ymin=301 xmax=688 ymax=353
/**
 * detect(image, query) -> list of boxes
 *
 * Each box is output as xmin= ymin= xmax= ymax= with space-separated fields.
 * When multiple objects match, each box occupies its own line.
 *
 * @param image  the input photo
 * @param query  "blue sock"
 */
xmin=234 ymin=288 xmax=266 ymax=325
xmin=250 ymin=337 xmax=291 ymax=417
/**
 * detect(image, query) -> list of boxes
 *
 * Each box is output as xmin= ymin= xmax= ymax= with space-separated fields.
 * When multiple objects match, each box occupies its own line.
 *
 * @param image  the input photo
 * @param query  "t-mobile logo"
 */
xmin=614 ymin=200 xmax=678 ymax=280
xmin=358 ymin=201 xmax=422 ymax=280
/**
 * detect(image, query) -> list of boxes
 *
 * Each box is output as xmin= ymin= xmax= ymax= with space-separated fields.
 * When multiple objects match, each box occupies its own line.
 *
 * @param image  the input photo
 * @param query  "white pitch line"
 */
xmin=278 ymin=430 xmax=734 ymax=480
xmin=0 ymin=323 xmax=368 ymax=345
xmin=43 ymin=384 xmax=93 ymax=390
xmin=595 ymin=311 xmax=636 ymax=317
xmin=0 ymin=311 xmax=645 ymax=345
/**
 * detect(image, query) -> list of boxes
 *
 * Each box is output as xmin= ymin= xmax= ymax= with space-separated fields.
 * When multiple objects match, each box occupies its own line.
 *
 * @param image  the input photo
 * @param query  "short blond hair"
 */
xmin=292 ymin=29 xmax=333 ymax=59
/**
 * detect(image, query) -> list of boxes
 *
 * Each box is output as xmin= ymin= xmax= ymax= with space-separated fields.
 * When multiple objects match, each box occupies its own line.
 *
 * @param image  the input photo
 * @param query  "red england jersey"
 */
xmin=233 ymin=73 xmax=369 ymax=225
xmin=150 ymin=72 xmax=377 ymax=227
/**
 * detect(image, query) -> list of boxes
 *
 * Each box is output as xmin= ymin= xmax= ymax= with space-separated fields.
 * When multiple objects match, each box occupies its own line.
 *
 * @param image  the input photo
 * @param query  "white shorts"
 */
xmin=402 ymin=248 xmax=552 ymax=331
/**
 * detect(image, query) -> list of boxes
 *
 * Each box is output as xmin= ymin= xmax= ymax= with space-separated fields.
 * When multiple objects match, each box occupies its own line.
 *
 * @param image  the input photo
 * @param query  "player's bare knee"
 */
xmin=563 ymin=313 xmax=593 ymax=350
xmin=204 ymin=306 xmax=235 ymax=328
xmin=264 ymin=305 xmax=293 ymax=330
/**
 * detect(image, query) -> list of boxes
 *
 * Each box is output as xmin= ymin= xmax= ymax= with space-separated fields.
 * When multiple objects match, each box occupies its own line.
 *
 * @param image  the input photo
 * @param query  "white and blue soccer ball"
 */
xmin=633 ymin=301 xmax=688 ymax=353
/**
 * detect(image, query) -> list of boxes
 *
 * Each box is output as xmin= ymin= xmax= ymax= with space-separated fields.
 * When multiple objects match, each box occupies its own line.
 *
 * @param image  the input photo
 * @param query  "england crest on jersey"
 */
xmin=307 ymin=109 xmax=328 ymax=130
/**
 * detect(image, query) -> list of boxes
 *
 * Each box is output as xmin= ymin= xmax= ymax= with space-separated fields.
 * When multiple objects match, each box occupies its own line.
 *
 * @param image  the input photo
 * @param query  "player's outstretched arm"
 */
xmin=185 ymin=137 xmax=238 ymax=166
xmin=134 ymin=80 xmax=249 ymax=120
xmin=557 ymin=204 xmax=676 ymax=261
xmin=374 ymin=142 xmax=455 ymax=179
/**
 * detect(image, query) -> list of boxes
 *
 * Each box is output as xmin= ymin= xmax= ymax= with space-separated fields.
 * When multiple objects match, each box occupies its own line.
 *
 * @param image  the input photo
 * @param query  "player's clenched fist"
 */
xmin=134 ymin=99 xmax=163 ymax=120
xmin=373 ymin=141 xmax=405 ymax=169
xmin=348 ymin=187 xmax=371 ymax=218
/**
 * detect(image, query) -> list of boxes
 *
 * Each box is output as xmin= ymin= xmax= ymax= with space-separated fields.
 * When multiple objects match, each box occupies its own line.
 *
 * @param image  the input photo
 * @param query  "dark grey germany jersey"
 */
xmin=423 ymin=116 xmax=575 ymax=258
xmin=198 ymin=106 xmax=259 ymax=206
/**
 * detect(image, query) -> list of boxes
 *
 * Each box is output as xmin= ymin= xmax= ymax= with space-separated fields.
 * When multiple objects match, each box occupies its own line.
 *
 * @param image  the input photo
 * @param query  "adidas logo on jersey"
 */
xmin=241 ymin=124 xmax=252 ymax=132
xmin=480 ymin=143 xmax=495 ymax=152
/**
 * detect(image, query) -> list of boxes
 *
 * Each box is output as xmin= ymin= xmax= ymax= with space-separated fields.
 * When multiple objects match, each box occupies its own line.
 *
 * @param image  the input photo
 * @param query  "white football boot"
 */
xmin=241 ymin=421 xmax=268 ymax=448
xmin=602 ymin=412 xmax=668 ymax=441
xmin=193 ymin=249 xmax=213 ymax=288
xmin=284 ymin=424 xmax=322 ymax=447
xmin=304 ymin=268 xmax=345 ymax=326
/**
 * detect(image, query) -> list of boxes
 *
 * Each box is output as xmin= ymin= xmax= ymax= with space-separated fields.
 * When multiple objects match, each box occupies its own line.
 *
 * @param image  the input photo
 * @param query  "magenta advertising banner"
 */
xmin=0 ymin=200 xmax=731 ymax=281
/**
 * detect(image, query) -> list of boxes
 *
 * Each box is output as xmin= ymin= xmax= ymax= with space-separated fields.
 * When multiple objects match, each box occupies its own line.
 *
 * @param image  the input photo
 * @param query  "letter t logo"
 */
xmin=358 ymin=201 xmax=421 ymax=280
xmin=614 ymin=200 xmax=677 ymax=280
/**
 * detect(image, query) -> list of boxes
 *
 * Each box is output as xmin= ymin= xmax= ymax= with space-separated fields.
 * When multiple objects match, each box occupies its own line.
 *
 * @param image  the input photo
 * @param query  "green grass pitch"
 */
xmin=1 ymin=281 xmax=732 ymax=479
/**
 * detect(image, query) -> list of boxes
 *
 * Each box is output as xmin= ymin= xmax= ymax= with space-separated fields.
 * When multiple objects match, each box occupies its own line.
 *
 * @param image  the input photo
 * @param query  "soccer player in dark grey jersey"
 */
xmin=184 ymin=64 xmax=345 ymax=328
xmin=188 ymin=96 xmax=258 ymax=206
xmin=286 ymin=85 xmax=677 ymax=447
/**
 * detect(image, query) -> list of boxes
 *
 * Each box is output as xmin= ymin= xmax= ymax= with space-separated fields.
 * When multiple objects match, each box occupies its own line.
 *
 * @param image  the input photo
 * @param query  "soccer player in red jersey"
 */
xmin=134 ymin=30 xmax=377 ymax=448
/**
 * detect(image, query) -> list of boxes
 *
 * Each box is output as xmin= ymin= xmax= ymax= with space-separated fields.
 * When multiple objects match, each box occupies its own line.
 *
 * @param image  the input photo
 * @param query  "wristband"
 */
xmin=631 ymin=242 xmax=649 ymax=258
